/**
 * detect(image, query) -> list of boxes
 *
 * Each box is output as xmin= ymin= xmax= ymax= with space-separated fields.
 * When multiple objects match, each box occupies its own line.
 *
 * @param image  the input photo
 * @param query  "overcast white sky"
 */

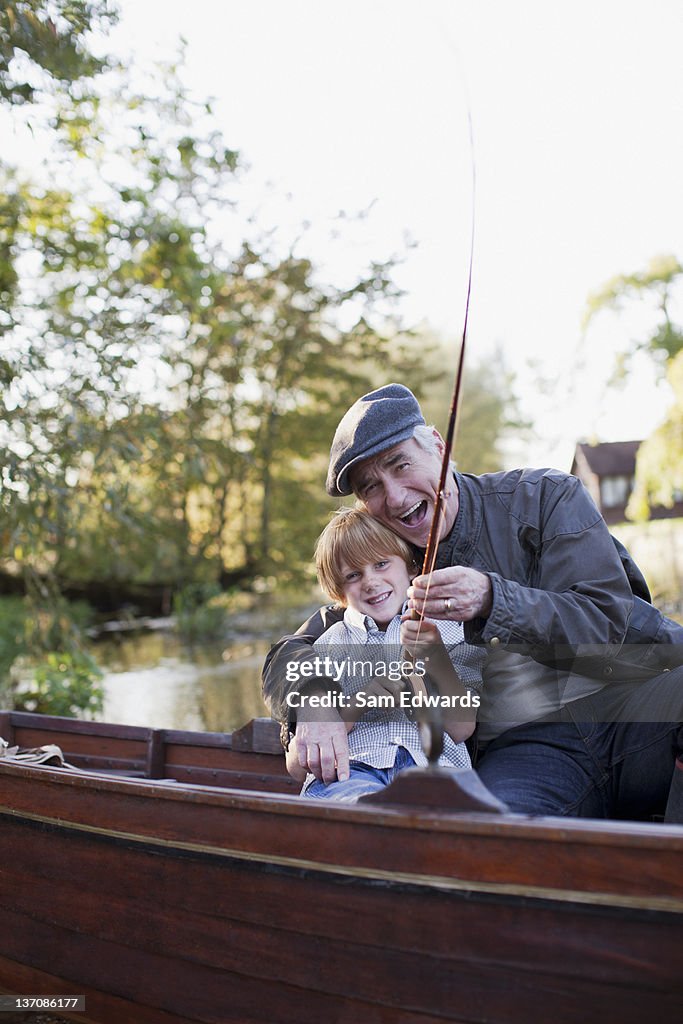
xmin=107 ymin=1 xmax=682 ymax=465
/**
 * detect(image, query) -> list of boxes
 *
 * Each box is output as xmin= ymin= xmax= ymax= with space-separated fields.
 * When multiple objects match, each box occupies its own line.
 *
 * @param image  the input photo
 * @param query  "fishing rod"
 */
xmin=405 ymin=87 xmax=476 ymax=764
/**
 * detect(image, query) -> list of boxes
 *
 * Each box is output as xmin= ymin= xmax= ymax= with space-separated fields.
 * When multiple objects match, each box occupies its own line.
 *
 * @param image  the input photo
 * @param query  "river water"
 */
xmin=93 ymin=598 xmax=321 ymax=734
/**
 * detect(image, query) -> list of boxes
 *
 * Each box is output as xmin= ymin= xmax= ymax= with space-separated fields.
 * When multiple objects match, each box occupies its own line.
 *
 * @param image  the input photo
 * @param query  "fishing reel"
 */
xmin=400 ymin=666 xmax=445 ymax=766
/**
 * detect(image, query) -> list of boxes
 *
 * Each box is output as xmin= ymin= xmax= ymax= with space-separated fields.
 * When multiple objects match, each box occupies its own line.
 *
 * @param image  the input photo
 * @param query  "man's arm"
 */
xmin=262 ymin=604 xmax=345 ymax=725
xmin=262 ymin=604 xmax=351 ymax=784
xmin=414 ymin=473 xmax=635 ymax=649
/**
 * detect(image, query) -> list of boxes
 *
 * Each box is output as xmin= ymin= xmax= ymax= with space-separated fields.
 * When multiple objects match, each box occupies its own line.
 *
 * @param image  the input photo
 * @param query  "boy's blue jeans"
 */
xmin=476 ymin=669 xmax=683 ymax=818
xmin=302 ymin=746 xmax=416 ymax=802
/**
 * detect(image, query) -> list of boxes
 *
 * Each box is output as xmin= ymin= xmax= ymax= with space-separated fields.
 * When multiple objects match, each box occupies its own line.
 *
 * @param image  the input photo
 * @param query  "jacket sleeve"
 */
xmin=261 ymin=604 xmax=345 ymax=730
xmin=468 ymin=473 xmax=634 ymax=656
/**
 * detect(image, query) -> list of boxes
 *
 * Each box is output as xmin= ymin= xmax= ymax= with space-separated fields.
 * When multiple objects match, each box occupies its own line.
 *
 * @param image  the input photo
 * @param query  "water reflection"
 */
xmin=96 ymin=631 xmax=272 ymax=732
xmin=94 ymin=600 xmax=321 ymax=733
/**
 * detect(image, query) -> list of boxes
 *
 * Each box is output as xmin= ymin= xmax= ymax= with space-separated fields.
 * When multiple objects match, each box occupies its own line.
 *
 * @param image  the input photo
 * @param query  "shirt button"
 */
xmin=393 ymin=736 xmax=402 ymax=745
xmin=603 ymin=665 xmax=613 ymax=676
xmin=489 ymin=636 xmax=500 ymax=647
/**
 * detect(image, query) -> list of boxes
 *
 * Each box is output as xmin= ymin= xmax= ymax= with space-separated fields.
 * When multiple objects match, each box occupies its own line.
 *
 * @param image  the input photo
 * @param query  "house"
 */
xmin=570 ymin=440 xmax=683 ymax=525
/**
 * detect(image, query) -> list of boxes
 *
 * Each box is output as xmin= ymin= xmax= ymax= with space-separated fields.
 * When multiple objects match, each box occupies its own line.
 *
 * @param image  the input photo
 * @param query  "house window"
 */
xmin=601 ymin=475 xmax=631 ymax=508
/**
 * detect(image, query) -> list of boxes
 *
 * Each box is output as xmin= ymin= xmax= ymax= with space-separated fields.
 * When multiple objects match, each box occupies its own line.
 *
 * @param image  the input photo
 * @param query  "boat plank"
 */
xmin=5 ymin=816 xmax=682 ymax=981
xmin=164 ymin=765 xmax=297 ymax=792
xmin=1 ymin=712 xmax=151 ymax=741
xmin=1 ymin=818 xmax=681 ymax=1024
xmin=0 ymin=955 xmax=179 ymax=1024
xmin=1 ymin=765 xmax=683 ymax=906
xmin=163 ymin=744 xmax=283 ymax=774
xmin=10 ymin=727 xmax=149 ymax=762
xmin=0 ymin=910 xmax=469 ymax=1024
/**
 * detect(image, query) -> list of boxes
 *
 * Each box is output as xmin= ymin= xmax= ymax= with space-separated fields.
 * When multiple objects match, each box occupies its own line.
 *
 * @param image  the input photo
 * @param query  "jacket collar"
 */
xmin=434 ymin=472 xmax=482 ymax=569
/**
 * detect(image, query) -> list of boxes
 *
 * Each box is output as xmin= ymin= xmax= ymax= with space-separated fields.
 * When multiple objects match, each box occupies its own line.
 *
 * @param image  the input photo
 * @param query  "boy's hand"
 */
xmin=361 ymin=677 xmax=406 ymax=703
xmin=400 ymin=616 xmax=444 ymax=650
xmin=400 ymin=612 xmax=477 ymax=742
xmin=343 ymin=677 xmax=406 ymax=729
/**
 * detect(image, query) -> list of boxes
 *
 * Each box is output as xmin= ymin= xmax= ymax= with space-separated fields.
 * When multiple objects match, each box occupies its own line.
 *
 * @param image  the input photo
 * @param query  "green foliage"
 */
xmin=173 ymin=582 xmax=227 ymax=641
xmin=627 ymin=351 xmax=683 ymax=520
xmin=0 ymin=1 xmax=117 ymax=106
xmin=17 ymin=649 xmax=103 ymax=717
xmin=583 ymin=254 xmax=683 ymax=378
xmin=0 ymin=596 xmax=27 ymax=704
xmin=584 ymin=254 xmax=683 ymax=521
xmin=0 ymin=594 xmax=102 ymax=716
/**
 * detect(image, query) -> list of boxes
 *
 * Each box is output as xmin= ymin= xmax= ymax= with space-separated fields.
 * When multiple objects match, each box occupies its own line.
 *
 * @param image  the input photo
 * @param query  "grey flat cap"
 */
xmin=326 ymin=383 xmax=425 ymax=496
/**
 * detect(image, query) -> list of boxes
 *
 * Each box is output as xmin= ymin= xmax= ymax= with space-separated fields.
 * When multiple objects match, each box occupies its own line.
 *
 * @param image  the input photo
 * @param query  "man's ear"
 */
xmin=432 ymin=428 xmax=445 ymax=454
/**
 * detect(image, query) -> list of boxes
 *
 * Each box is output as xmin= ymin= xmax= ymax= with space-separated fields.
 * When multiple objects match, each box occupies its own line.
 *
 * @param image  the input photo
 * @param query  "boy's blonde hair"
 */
xmin=315 ymin=507 xmax=416 ymax=604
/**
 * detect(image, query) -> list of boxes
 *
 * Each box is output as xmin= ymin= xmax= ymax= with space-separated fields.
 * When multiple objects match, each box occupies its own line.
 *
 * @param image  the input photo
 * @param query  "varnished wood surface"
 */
xmin=1 ymin=756 xmax=682 ymax=907
xmin=1 ymin=712 xmax=682 ymax=1023
xmin=0 ymin=710 xmax=298 ymax=793
xmin=0 ymin=810 xmax=682 ymax=1024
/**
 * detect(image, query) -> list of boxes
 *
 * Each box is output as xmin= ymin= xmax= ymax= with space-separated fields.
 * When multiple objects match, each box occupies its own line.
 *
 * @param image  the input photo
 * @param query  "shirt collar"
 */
xmin=344 ymin=605 xmax=375 ymax=632
xmin=343 ymin=602 xmax=408 ymax=634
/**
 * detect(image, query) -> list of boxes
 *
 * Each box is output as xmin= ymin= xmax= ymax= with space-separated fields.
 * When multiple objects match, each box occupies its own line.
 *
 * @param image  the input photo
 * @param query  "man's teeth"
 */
xmin=399 ymin=500 xmax=423 ymax=522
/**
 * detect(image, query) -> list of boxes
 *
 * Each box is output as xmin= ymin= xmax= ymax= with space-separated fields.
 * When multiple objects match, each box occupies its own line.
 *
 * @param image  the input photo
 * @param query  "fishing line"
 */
xmin=407 ymin=25 xmax=476 ymax=657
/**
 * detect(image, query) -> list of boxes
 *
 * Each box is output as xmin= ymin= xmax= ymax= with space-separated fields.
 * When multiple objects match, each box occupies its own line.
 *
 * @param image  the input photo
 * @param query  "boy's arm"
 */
xmin=401 ymin=618 xmax=478 ymax=743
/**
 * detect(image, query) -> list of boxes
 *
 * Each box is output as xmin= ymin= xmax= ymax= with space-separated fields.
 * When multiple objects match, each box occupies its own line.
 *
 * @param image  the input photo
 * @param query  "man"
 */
xmin=263 ymin=384 xmax=683 ymax=820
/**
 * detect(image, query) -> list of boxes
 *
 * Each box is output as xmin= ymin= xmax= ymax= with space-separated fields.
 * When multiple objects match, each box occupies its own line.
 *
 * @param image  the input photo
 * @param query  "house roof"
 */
xmin=574 ymin=440 xmax=641 ymax=477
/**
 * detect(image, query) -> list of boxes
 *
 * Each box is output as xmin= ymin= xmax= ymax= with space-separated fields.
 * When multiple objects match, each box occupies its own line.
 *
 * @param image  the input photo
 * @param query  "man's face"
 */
xmin=349 ymin=437 xmax=456 ymax=548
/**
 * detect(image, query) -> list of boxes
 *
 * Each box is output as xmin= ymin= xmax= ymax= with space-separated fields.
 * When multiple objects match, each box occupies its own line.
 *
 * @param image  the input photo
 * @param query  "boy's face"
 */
xmin=338 ymin=555 xmax=411 ymax=628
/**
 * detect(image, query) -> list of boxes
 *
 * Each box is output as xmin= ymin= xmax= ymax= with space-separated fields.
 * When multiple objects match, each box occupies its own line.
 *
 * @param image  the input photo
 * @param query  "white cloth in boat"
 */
xmin=311 ymin=606 xmax=482 ymax=772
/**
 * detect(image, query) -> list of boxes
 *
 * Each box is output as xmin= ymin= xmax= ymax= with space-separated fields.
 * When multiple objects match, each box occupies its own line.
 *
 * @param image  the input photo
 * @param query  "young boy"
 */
xmin=286 ymin=507 xmax=483 ymax=802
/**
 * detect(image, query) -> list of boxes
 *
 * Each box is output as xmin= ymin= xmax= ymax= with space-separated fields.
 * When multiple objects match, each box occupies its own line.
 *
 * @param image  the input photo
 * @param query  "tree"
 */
xmin=583 ymin=254 xmax=683 ymax=518
xmin=0 ymin=0 xmax=117 ymax=106
xmin=584 ymin=254 xmax=683 ymax=377
xmin=626 ymin=350 xmax=683 ymax=520
xmin=1 ymin=43 xmax=428 ymax=607
xmin=0 ymin=0 xmax=117 ymax=713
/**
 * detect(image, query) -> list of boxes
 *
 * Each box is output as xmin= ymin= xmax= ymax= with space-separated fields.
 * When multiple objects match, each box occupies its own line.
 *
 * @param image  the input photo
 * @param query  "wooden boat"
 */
xmin=0 ymin=709 xmax=681 ymax=1024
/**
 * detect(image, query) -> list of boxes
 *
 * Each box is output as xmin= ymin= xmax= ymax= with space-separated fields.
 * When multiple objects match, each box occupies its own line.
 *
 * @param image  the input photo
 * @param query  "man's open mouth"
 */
xmin=398 ymin=500 xmax=428 ymax=527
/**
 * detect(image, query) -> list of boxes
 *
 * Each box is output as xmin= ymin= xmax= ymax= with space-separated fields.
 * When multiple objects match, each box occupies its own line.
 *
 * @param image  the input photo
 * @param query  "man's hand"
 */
xmin=285 ymin=735 xmax=308 ymax=782
xmin=408 ymin=566 xmax=492 ymax=622
xmin=293 ymin=709 xmax=350 ymax=784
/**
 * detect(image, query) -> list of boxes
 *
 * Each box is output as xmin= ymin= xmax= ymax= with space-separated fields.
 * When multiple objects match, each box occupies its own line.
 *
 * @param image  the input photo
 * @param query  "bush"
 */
xmin=17 ymin=650 xmax=104 ymax=718
xmin=0 ymin=595 xmax=103 ymax=718
xmin=173 ymin=582 xmax=227 ymax=641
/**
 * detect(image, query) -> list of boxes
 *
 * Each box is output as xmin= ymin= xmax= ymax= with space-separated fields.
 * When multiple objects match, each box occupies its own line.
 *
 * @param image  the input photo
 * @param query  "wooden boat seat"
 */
xmin=0 ymin=712 xmax=298 ymax=794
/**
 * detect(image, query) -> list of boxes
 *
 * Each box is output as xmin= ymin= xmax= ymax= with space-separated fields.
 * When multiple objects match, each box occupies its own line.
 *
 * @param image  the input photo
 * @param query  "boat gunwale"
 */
xmin=1 ymin=757 xmax=682 ymax=850
xmin=4 ymin=803 xmax=683 ymax=918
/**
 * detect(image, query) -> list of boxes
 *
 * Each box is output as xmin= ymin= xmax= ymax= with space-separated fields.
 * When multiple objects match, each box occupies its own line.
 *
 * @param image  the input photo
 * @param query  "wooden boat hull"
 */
xmin=0 ymin=712 xmax=682 ymax=1023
